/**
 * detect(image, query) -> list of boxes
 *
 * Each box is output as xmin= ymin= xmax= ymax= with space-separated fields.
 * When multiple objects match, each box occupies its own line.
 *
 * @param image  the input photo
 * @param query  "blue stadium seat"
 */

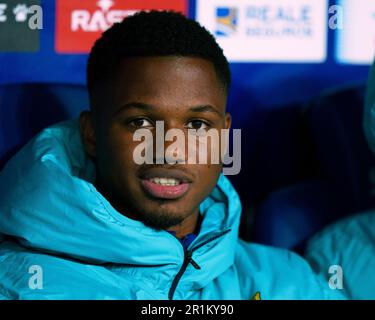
xmin=0 ymin=83 xmax=89 ymax=169
xmin=231 ymin=103 xmax=318 ymax=240
xmin=252 ymin=83 xmax=375 ymax=251
xmin=306 ymin=84 xmax=375 ymax=213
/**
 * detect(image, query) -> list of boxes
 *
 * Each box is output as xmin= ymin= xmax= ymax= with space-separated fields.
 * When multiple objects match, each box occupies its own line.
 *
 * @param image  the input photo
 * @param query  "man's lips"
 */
xmin=140 ymin=179 xmax=190 ymax=200
xmin=138 ymin=168 xmax=193 ymax=200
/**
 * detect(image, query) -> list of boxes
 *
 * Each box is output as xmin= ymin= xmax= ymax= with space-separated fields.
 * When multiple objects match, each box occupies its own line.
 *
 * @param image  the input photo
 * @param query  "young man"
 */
xmin=0 ymin=11 xmax=343 ymax=299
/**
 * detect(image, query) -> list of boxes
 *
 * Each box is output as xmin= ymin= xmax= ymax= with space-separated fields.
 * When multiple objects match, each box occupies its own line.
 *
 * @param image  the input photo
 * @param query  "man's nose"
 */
xmin=153 ymin=121 xmax=187 ymax=164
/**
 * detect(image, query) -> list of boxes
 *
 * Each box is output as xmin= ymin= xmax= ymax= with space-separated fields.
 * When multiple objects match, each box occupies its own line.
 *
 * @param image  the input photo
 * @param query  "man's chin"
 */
xmin=138 ymin=210 xmax=186 ymax=231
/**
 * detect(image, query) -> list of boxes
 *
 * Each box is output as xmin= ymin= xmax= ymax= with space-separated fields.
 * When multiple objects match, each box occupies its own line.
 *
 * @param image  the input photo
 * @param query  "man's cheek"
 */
xmin=108 ymin=134 xmax=136 ymax=162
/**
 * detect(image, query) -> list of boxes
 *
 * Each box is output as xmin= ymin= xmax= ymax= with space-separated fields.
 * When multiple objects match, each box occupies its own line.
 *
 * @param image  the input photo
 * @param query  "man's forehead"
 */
xmin=115 ymin=56 xmax=220 ymax=83
xmin=112 ymin=57 xmax=226 ymax=107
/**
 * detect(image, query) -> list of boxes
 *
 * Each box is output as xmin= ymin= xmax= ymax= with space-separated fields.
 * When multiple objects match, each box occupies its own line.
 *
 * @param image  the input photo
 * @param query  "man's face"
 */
xmin=81 ymin=56 xmax=231 ymax=230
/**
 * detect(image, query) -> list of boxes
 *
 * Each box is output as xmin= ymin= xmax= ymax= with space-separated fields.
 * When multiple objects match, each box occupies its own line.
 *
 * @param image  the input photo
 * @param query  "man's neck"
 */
xmin=167 ymin=209 xmax=201 ymax=239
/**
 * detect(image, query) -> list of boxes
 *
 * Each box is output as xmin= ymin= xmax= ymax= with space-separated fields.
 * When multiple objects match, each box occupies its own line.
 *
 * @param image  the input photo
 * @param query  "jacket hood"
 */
xmin=0 ymin=120 xmax=241 ymax=287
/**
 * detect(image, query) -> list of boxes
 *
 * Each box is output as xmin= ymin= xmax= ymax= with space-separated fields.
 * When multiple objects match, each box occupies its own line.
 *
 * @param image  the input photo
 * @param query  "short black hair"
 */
xmin=87 ymin=10 xmax=231 ymax=106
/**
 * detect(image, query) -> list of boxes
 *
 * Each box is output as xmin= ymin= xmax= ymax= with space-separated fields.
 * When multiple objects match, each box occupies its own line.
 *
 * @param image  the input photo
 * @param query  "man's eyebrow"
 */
xmin=114 ymin=102 xmax=155 ymax=115
xmin=188 ymin=105 xmax=222 ymax=116
xmin=114 ymin=102 xmax=222 ymax=116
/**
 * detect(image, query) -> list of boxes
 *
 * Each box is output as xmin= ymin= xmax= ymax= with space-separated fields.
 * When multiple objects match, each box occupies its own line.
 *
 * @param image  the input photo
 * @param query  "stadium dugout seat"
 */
xmin=0 ymin=83 xmax=89 ymax=169
xmin=252 ymin=83 xmax=375 ymax=251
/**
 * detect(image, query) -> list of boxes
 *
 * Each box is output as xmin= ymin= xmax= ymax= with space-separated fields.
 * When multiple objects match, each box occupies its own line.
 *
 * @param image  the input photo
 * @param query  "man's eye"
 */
xmin=129 ymin=118 xmax=153 ymax=128
xmin=186 ymin=120 xmax=209 ymax=130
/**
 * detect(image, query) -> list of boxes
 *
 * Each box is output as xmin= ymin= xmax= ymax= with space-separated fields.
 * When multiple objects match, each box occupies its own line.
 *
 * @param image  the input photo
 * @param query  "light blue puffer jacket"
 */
xmin=305 ymin=212 xmax=375 ymax=299
xmin=0 ymin=120 xmax=344 ymax=300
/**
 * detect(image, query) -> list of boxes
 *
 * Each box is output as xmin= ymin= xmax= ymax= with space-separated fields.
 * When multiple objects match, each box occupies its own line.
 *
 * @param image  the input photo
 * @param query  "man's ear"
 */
xmin=79 ymin=111 xmax=96 ymax=157
xmin=225 ymin=112 xmax=232 ymax=130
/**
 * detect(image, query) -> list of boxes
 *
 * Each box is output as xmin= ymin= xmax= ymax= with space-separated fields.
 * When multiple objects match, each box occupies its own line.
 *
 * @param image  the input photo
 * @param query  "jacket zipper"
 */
xmin=167 ymin=229 xmax=231 ymax=300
